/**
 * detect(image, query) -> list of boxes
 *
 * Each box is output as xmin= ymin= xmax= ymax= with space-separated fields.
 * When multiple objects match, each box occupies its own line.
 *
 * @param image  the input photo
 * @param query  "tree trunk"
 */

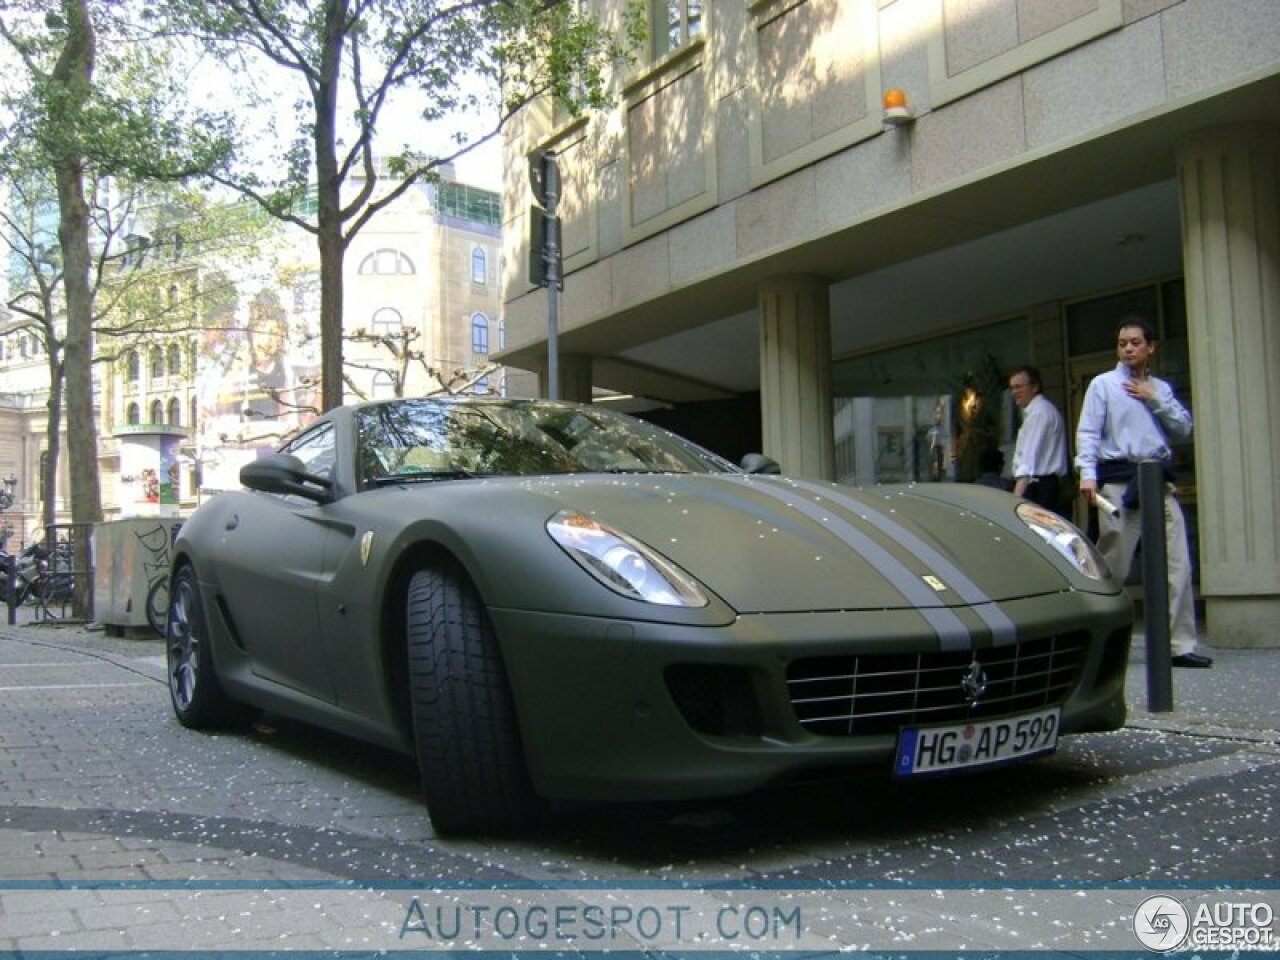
xmin=52 ymin=0 xmax=102 ymax=619
xmin=317 ymin=217 xmax=346 ymax=412
xmin=42 ymin=352 xmax=63 ymax=531
xmin=315 ymin=0 xmax=349 ymax=413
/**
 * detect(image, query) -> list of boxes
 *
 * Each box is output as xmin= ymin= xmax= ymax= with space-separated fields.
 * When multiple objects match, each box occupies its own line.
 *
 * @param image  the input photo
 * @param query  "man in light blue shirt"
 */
xmin=1075 ymin=317 xmax=1210 ymax=668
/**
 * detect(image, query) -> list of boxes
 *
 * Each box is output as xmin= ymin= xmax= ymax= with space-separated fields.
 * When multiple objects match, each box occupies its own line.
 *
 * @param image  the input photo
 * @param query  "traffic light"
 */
xmin=528 ymin=205 xmax=549 ymax=288
xmin=529 ymin=150 xmax=560 ymax=210
xmin=528 ymin=151 xmax=561 ymax=289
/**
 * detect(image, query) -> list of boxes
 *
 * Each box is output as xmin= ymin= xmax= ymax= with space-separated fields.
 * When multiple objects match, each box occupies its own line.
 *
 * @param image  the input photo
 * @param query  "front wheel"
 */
xmin=166 ymin=564 xmax=244 ymax=728
xmin=406 ymin=566 xmax=543 ymax=836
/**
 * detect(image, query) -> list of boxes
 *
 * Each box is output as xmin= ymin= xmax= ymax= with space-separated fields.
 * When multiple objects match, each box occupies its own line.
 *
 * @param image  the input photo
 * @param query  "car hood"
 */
xmin=528 ymin=473 xmax=1071 ymax=614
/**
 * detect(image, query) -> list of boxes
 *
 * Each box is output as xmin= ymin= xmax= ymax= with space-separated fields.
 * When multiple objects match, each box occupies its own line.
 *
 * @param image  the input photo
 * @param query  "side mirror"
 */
xmin=240 ymin=453 xmax=333 ymax=503
xmin=740 ymin=453 xmax=782 ymax=475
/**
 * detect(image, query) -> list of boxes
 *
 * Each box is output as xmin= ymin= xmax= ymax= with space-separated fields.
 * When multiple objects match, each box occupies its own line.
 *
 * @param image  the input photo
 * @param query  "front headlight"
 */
xmin=547 ymin=510 xmax=708 ymax=606
xmin=1016 ymin=503 xmax=1109 ymax=580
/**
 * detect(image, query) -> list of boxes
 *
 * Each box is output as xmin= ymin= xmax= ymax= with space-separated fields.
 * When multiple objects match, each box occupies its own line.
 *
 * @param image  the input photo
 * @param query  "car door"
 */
xmin=211 ymin=424 xmax=340 ymax=702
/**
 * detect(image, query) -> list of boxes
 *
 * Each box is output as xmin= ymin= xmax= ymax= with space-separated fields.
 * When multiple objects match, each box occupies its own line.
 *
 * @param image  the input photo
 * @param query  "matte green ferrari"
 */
xmin=166 ymin=396 xmax=1132 ymax=835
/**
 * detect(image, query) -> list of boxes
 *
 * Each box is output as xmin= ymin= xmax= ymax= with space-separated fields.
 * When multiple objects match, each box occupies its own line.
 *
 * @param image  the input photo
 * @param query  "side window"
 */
xmin=281 ymin=422 xmax=337 ymax=482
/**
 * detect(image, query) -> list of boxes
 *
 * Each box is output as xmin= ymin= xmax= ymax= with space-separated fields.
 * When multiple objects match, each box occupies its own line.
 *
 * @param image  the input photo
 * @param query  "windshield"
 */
xmin=356 ymin=399 xmax=736 ymax=488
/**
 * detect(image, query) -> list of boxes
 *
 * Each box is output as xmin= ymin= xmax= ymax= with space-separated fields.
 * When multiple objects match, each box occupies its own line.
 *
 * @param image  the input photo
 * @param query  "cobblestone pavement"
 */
xmin=1 ymin=616 xmax=1277 ymax=954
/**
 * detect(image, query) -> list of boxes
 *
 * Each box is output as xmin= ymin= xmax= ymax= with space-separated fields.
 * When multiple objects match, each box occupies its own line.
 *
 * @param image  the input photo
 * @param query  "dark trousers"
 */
xmin=1023 ymin=475 xmax=1067 ymax=517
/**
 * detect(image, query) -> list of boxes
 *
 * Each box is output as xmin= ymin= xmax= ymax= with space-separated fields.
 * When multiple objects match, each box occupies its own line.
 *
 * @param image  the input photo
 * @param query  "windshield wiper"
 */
xmin=368 ymin=469 xmax=478 ymax=485
xmin=595 ymin=467 xmax=692 ymax=474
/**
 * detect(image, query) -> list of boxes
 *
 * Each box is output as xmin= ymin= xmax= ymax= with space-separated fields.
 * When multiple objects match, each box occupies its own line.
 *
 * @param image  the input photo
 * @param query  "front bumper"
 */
xmin=490 ymin=589 xmax=1132 ymax=802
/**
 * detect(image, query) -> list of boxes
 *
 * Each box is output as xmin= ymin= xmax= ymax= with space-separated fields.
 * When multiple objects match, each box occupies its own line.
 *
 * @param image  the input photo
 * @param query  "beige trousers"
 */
xmin=1096 ymin=481 xmax=1199 ymax=656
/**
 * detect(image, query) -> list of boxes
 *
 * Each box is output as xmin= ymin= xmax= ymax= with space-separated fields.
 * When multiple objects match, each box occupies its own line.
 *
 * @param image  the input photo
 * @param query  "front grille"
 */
xmin=787 ymin=633 xmax=1089 ymax=737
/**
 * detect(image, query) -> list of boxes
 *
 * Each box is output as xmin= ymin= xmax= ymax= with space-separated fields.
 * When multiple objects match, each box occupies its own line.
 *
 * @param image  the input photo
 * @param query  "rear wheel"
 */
xmin=406 ymin=565 xmax=542 ymax=836
xmin=166 ymin=564 xmax=244 ymax=728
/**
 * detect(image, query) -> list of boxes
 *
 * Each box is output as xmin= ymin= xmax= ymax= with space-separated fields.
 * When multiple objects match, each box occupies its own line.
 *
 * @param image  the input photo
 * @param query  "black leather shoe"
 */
xmin=1171 ymin=653 xmax=1213 ymax=668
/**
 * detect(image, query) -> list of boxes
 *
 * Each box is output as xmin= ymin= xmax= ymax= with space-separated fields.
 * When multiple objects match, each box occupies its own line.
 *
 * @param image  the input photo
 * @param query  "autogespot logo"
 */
xmin=1134 ymin=895 xmax=1190 ymax=952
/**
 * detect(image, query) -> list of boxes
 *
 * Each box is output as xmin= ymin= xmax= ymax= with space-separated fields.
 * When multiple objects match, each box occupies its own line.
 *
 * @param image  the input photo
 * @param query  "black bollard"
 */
xmin=1139 ymin=459 xmax=1173 ymax=712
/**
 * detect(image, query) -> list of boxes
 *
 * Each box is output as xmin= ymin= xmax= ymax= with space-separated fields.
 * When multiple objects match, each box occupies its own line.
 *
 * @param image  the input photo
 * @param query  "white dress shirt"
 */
xmin=1012 ymin=393 xmax=1068 ymax=480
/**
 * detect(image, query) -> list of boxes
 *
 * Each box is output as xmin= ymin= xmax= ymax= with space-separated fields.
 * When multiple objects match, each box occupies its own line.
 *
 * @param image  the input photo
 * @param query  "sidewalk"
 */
xmin=1124 ymin=631 xmax=1280 ymax=740
xmin=4 ymin=610 xmax=1278 ymax=740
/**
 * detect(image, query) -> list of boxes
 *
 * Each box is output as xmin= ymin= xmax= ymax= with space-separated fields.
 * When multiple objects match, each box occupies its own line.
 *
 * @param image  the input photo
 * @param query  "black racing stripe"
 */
xmin=748 ymin=479 xmax=972 ymax=650
xmin=789 ymin=481 xmax=1018 ymax=647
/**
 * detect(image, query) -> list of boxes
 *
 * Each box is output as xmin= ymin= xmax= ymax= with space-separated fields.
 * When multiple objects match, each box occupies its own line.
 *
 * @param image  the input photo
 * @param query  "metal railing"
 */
xmin=31 ymin=522 xmax=95 ymax=624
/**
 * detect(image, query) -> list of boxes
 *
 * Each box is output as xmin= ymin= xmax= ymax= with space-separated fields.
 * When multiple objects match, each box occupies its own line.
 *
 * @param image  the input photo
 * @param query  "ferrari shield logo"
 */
xmin=360 ymin=531 xmax=374 ymax=566
xmin=961 ymin=660 xmax=988 ymax=705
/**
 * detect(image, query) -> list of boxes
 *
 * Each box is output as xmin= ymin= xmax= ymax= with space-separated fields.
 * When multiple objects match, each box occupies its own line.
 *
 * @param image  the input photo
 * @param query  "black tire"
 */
xmin=406 ymin=566 xmax=542 ymax=836
xmin=166 ymin=564 xmax=244 ymax=728
xmin=146 ymin=576 xmax=169 ymax=636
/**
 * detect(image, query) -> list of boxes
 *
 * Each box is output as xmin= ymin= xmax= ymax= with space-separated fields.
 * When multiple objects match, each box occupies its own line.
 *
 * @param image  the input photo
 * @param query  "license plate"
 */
xmin=894 ymin=707 xmax=1060 ymax=777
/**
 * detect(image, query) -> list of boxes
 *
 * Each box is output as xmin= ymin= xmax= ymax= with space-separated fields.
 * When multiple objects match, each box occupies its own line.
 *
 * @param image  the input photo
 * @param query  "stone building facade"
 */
xmin=498 ymin=0 xmax=1280 ymax=646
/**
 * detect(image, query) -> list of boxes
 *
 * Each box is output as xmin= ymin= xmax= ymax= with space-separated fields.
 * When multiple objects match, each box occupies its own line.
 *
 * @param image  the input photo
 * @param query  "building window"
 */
xmin=371 ymin=371 xmax=396 ymax=400
xmin=167 ymin=397 xmax=181 ymax=425
xmin=189 ymin=396 xmax=197 ymax=431
xmin=149 ymin=346 xmax=164 ymax=380
xmin=126 ymin=350 xmax=140 ymax=382
xmin=472 ymin=376 xmax=490 ymax=395
xmin=126 ymin=402 xmax=140 ymax=425
xmin=472 ymin=314 xmax=489 ymax=354
xmin=652 ymin=0 xmax=702 ymax=59
xmin=371 ymin=307 xmax=403 ymax=333
xmin=167 ymin=343 xmax=182 ymax=377
xmin=149 ymin=399 xmax=164 ymax=424
xmin=357 ymin=248 xmax=416 ymax=275
xmin=471 ymin=246 xmax=487 ymax=285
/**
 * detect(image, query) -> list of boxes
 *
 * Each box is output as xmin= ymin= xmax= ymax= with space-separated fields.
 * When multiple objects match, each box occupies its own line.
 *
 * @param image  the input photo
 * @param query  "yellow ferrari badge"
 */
xmin=360 ymin=531 xmax=374 ymax=567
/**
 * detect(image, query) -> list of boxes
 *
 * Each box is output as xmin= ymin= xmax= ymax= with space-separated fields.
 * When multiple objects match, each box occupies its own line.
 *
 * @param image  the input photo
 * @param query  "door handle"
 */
xmin=225 ymin=514 xmax=239 ymax=531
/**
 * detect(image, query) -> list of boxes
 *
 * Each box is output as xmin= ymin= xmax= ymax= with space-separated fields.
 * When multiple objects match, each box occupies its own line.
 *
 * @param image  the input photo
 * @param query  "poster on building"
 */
xmin=194 ymin=279 xmax=321 ymax=493
xmin=117 ymin=429 xmax=183 ymax=517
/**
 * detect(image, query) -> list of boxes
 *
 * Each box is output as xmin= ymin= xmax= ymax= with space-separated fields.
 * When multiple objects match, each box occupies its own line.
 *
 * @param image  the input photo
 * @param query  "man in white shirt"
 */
xmin=1008 ymin=366 xmax=1068 ymax=516
xmin=1075 ymin=317 xmax=1210 ymax=668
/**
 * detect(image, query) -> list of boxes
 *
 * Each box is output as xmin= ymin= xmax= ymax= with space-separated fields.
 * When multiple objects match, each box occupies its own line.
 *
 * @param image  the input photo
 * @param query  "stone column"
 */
xmin=1176 ymin=124 xmax=1280 ymax=648
xmin=758 ymin=275 xmax=834 ymax=479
